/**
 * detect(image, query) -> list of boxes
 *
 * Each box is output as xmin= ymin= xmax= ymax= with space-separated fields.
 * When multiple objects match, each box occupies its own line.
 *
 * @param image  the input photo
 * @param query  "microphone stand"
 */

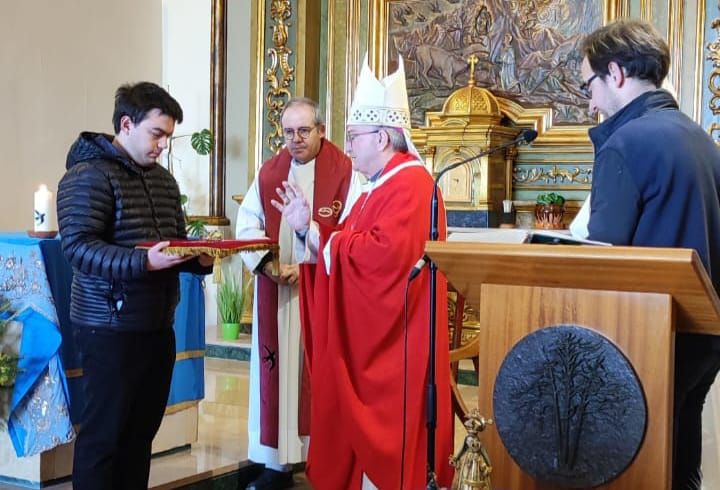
xmin=424 ymin=130 xmax=536 ymax=488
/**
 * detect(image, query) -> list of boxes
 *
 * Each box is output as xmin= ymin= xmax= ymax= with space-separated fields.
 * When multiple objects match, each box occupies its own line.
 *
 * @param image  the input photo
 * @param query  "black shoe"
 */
xmin=246 ymin=468 xmax=294 ymax=490
xmin=237 ymin=463 xmax=266 ymax=489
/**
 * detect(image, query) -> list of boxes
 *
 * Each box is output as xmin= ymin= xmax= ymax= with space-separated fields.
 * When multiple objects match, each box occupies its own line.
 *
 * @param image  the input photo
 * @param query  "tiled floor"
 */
xmin=8 ymin=357 xmax=475 ymax=490
xmin=150 ymin=358 xmax=251 ymax=489
xmin=4 ymin=358 xmax=251 ymax=490
xmin=7 ymin=354 xmax=720 ymax=489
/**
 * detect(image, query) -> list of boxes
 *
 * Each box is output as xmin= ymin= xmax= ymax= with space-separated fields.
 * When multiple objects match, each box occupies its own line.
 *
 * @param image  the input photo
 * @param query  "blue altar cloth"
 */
xmin=0 ymin=233 xmax=206 ymax=457
xmin=0 ymin=234 xmax=74 ymax=456
xmin=167 ymin=272 xmax=206 ymax=410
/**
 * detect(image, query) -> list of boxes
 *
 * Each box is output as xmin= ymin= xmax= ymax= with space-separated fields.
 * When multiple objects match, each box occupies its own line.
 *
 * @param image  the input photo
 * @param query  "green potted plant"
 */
xmin=167 ymin=128 xmax=214 ymax=238
xmin=217 ymin=274 xmax=247 ymax=341
xmin=180 ymin=194 xmax=208 ymax=238
xmin=535 ymin=192 xmax=566 ymax=229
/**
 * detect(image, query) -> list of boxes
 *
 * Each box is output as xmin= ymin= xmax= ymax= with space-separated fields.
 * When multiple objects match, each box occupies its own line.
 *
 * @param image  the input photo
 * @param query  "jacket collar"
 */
xmin=588 ymin=89 xmax=678 ymax=149
xmin=66 ymin=132 xmax=148 ymax=175
xmin=96 ymin=136 xmax=146 ymax=174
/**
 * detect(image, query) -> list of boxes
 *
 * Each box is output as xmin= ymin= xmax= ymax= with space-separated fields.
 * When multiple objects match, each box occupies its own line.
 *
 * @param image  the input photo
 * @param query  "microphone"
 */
xmin=518 ymin=127 xmax=539 ymax=144
xmin=408 ymin=256 xmax=428 ymax=280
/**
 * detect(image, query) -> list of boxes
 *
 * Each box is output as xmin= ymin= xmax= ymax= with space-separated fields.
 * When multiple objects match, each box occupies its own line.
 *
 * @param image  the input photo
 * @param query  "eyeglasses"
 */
xmin=345 ymin=130 xmax=380 ymax=145
xmin=283 ymin=126 xmax=317 ymax=141
xmin=580 ymin=74 xmax=598 ymax=98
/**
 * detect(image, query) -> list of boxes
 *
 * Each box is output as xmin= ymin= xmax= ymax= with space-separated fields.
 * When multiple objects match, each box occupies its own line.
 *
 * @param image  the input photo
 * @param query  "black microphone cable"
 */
xmin=401 ymin=255 xmax=430 ymax=488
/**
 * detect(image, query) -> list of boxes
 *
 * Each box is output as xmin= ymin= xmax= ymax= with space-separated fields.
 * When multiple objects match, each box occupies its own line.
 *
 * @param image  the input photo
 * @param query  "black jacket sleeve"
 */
xmin=587 ymin=147 xmax=642 ymax=245
xmin=57 ymin=163 xmax=148 ymax=281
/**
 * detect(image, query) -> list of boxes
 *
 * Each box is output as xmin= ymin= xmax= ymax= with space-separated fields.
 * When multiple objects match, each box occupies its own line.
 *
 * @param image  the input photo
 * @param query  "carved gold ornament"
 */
xmin=265 ymin=0 xmax=295 ymax=153
xmin=707 ymin=12 xmax=720 ymax=143
xmin=514 ymin=165 xmax=592 ymax=185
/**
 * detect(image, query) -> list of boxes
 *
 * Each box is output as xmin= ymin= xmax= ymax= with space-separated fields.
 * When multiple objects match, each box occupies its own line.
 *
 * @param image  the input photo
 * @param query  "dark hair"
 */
xmin=281 ymin=97 xmax=325 ymax=126
xmin=581 ymin=19 xmax=670 ymax=88
xmin=112 ymin=82 xmax=184 ymax=133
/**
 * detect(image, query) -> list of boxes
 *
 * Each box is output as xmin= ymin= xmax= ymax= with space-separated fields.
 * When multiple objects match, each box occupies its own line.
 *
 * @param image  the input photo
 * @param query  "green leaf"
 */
xmin=190 ymin=129 xmax=214 ymax=156
xmin=536 ymin=192 xmax=565 ymax=205
xmin=186 ymin=219 xmax=208 ymax=238
xmin=180 ymin=194 xmax=189 ymax=206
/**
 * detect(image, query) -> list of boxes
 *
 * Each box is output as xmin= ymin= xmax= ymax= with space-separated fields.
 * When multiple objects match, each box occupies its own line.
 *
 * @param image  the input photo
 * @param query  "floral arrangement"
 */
xmin=0 ymin=299 xmax=19 ymax=388
xmin=0 ymin=298 xmax=18 ymax=430
xmin=0 ymin=299 xmax=18 ymax=388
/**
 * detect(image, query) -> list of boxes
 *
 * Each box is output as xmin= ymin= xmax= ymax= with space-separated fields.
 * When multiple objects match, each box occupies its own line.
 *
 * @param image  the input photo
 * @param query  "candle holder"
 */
xmin=27 ymin=230 xmax=58 ymax=239
xmin=500 ymin=199 xmax=516 ymax=228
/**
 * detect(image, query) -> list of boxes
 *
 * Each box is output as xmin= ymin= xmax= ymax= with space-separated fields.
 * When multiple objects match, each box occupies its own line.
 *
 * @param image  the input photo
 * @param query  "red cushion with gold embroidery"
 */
xmin=136 ymin=238 xmax=276 ymax=251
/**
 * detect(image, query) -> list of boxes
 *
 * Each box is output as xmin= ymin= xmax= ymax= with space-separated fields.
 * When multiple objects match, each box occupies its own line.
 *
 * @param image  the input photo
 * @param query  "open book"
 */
xmin=447 ymin=227 xmax=611 ymax=246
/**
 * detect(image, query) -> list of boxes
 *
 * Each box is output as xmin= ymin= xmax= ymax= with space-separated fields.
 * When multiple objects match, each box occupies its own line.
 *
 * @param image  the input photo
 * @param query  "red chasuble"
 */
xmin=256 ymin=139 xmax=352 ymax=448
xmin=304 ymin=152 xmax=454 ymax=489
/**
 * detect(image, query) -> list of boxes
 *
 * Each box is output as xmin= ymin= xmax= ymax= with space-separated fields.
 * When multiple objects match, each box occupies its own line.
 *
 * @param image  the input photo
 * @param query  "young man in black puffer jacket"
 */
xmin=57 ymin=82 xmax=213 ymax=490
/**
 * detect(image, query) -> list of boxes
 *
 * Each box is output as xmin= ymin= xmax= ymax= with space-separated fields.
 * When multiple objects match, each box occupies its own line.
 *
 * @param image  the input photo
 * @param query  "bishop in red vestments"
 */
xmin=273 ymin=57 xmax=454 ymax=489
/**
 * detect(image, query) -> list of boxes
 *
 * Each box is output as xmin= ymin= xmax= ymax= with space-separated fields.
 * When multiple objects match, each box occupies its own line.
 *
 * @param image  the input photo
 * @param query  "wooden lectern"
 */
xmin=425 ymin=241 xmax=720 ymax=489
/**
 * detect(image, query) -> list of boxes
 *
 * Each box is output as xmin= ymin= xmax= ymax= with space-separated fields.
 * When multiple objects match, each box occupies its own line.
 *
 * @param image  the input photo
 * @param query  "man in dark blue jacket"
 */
xmin=57 ymin=82 xmax=212 ymax=490
xmin=582 ymin=19 xmax=720 ymax=489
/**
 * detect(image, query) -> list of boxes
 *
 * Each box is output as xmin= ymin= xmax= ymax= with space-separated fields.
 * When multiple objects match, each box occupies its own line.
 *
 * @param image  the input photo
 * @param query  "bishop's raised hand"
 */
xmin=271 ymin=181 xmax=311 ymax=235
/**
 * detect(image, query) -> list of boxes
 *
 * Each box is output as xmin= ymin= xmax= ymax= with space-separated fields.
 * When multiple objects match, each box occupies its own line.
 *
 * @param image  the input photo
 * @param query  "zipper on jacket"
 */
xmin=138 ymin=170 xmax=163 ymax=238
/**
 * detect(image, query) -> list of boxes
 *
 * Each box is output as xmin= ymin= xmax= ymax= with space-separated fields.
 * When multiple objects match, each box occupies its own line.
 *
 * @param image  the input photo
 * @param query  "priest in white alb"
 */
xmin=236 ymin=97 xmax=359 ymax=489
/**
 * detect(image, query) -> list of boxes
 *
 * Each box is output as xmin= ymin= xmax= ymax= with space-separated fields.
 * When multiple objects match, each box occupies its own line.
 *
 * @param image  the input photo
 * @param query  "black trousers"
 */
xmin=673 ymin=334 xmax=720 ymax=490
xmin=72 ymin=327 xmax=176 ymax=490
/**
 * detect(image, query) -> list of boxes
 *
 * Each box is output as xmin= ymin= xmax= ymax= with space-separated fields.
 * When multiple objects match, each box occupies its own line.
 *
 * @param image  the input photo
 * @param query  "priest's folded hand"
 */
xmin=279 ymin=264 xmax=299 ymax=286
xmin=262 ymin=262 xmax=299 ymax=286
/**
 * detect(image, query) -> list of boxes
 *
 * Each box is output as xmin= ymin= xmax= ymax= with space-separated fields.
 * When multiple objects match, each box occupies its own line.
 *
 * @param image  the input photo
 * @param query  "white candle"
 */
xmin=33 ymin=184 xmax=55 ymax=232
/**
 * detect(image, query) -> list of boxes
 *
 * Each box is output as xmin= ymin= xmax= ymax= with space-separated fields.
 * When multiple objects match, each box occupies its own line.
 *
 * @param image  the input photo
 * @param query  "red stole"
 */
xmin=256 ymin=139 xmax=352 ymax=448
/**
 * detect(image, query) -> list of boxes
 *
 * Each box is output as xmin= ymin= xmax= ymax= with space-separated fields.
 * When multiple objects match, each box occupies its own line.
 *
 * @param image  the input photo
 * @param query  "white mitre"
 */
xmin=347 ymin=54 xmax=422 ymax=160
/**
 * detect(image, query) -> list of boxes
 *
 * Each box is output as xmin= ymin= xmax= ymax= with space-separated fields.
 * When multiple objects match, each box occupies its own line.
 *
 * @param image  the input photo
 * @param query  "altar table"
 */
xmin=0 ymin=233 xmax=206 ymax=486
